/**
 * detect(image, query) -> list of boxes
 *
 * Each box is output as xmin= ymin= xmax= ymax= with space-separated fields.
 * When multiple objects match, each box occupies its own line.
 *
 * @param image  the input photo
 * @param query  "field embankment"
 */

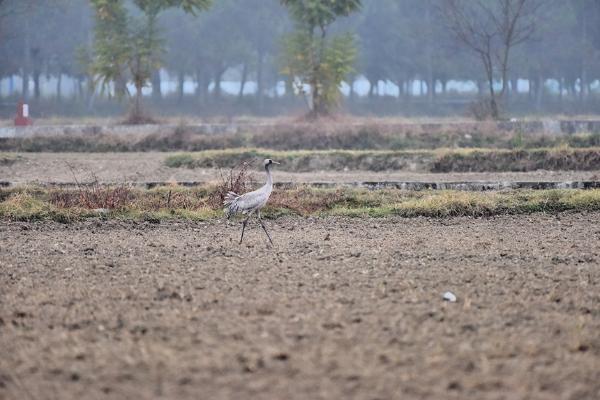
xmin=2 ymin=186 xmax=599 ymax=222
xmin=1 ymin=122 xmax=599 ymax=152
xmin=165 ymin=147 xmax=600 ymax=173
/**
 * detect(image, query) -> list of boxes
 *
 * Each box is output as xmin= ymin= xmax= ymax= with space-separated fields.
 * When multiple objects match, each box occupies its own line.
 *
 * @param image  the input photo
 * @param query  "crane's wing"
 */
xmin=223 ymin=188 xmax=266 ymax=218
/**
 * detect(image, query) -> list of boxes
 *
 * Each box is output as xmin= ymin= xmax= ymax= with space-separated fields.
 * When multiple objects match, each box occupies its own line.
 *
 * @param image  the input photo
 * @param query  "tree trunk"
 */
xmin=425 ymin=3 xmax=434 ymax=106
xmin=131 ymin=85 xmax=143 ymax=122
xmin=430 ymin=79 xmax=436 ymax=101
xmin=87 ymin=91 xmax=96 ymax=112
xmin=568 ymin=79 xmax=576 ymax=98
xmin=56 ymin=73 xmax=62 ymax=101
xmin=476 ymin=80 xmax=484 ymax=96
xmin=195 ymin=69 xmax=210 ymax=104
xmin=22 ymin=19 xmax=31 ymax=100
xmin=213 ymin=67 xmax=224 ymax=99
xmin=310 ymin=75 xmax=321 ymax=117
xmin=558 ymin=77 xmax=564 ymax=109
xmin=195 ymin=70 xmax=202 ymax=99
xmin=151 ymin=69 xmax=162 ymax=100
xmin=77 ymin=77 xmax=84 ymax=100
xmin=21 ymin=70 xmax=29 ymax=99
xmin=427 ymin=78 xmax=435 ymax=104
xmin=284 ymin=76 xmax=293 ymax=98
xmin=238 ymin=62 xmax=248 ymax=100
xmin=33 ymin=71 xmax=41 ymax=100
xmin=177 ymin=72 xmax=185 ymax=104
xmin=483 ymin=53 xmax=499 ymax=119
xmin=115 ymin=77 xmax=127 ymax=99
xmin=368 ymin=79 xmax=376 ymax=98
xmin=397 ymin=80 xmax=404 ymax=98
xmin=256 ymin=51 xmax=265 ymax=112
xmin=579 ymin=8 xmax=588 ymax=108
xmin=509 ymin=78 xmax=518 ymax=101
xmin=527 ymin=78 xmax=535 ymax=101
xmin=535 ymin=75 xmax=543 ymax=111
xmin=579 ymin=76 xmax=587 ymax=106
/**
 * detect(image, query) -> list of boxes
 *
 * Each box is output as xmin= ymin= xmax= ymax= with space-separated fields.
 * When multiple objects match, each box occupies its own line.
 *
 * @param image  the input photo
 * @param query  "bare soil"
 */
xmin=1 ymin=213 xmax=599 ymax=400
xmin=2 ymin=152 xmax=599 ymax=185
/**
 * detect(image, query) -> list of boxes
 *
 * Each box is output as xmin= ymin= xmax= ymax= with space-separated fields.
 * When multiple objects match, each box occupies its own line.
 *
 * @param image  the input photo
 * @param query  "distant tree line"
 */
xmin=0 ymin=0 xmax=599 ymax=119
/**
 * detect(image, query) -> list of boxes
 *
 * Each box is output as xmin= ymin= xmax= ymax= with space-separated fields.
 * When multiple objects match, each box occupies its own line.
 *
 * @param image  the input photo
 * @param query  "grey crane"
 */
xmin=223 ymin=158 xmax=280 ymax=245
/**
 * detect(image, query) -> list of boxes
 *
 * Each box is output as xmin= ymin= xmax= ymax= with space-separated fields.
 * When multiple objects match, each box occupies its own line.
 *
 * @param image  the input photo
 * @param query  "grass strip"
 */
xmin=1 ymin=186 xmax=599 ymax=222
xmin=164 ymin=146 xmax=600 ymax=172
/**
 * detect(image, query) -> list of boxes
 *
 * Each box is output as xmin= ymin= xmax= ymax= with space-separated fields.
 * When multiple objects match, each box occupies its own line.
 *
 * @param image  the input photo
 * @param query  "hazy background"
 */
xmin=0 ymin=0 xmax=599 ymax=119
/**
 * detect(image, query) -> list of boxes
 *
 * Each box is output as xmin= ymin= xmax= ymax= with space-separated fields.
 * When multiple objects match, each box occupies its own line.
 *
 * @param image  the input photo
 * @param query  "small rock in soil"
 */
xmin=443 ymin=291 xmax=457 ymax=302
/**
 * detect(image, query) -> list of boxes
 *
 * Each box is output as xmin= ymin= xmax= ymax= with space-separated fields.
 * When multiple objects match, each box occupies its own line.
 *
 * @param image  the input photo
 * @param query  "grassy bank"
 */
xmin=1 ymin=186 xmax=599 ymax=222
xmin=0 ymin=153 xmax=22 ymax=166
xmin=165 ymin=147 xmax=600 ymax=173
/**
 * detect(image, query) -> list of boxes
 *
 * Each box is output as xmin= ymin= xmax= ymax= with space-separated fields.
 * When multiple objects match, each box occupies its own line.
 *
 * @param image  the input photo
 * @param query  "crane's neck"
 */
xmin=265 ymin=164 xmax=273 ymax=187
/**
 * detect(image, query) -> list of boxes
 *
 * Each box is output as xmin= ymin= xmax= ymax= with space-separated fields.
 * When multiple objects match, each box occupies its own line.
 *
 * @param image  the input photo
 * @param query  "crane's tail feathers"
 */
xmin=223 ymin=191 xmax=240 ymax=206
xmin=223 ymin=191 xmax=241 ymax=218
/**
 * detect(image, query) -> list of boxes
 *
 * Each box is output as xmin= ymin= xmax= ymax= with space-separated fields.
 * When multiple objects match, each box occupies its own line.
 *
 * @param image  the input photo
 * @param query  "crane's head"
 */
xmin=264 ymin=158 xmax=280 ymax=167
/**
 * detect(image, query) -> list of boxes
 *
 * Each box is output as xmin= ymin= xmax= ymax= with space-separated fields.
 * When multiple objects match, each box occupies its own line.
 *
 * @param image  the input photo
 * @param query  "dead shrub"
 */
xmin=467 ymin=98 xmax=498 ymax=121
xmin=122 ymin=107 xmax=159 ymax=125
xmin=157 ymin=189 xmax=207 ymax=211
xmin=50 ymin=166 xmax=135 ymax=210
xmin=49 ymin=184 xmax=133 ymax=210
xmin=207 ymin=162 xmax=256 ymax=210
xmin=79 ymin=182 xmax=133 ymax=209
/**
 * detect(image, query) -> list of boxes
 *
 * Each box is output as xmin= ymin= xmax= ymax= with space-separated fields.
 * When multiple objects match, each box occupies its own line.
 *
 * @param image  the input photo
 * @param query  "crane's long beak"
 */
xmin=272 ymin=161 xmax=281 ymax=165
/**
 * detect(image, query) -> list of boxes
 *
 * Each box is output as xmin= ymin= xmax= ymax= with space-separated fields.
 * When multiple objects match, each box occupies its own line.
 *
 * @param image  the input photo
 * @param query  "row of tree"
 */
xmin=0 ymin=0 xmax=599 ymax=119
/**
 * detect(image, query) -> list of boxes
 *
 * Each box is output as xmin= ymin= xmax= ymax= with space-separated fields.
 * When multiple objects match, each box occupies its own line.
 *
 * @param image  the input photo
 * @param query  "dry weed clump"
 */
xmin=49 ymin=184 xmax=134 ymax=210
xmin=270 ymin=188 xmax=346 ymax=214
xmin=207 ymin=162 xmax=256 ymax=209
xmin=51 ymin=166 xmax=135 ymax=210
xmin=135 ymin=188 xmax=208 ymax=211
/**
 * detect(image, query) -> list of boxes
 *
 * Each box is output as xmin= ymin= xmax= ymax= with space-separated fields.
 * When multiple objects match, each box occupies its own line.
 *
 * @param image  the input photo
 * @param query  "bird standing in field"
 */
xmin=223 ymin=159 xmax=280 ymax=245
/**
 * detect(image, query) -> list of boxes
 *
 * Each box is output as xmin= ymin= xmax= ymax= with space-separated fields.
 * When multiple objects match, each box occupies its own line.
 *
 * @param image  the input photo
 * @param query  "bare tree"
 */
xmin=443 ymin=0 xmax=541 ymax=119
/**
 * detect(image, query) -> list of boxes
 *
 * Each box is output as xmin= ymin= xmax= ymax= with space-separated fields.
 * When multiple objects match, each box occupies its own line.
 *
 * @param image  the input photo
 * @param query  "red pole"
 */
xmin=14 ymin=100 xmax=32 ymax=126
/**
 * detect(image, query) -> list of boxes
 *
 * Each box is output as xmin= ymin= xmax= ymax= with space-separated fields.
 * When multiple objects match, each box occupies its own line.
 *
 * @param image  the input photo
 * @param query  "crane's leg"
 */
xmin=240 ymin=213 xmax=252 ymax=244
xmin=257 ymin=211 xmax=273 ymax=245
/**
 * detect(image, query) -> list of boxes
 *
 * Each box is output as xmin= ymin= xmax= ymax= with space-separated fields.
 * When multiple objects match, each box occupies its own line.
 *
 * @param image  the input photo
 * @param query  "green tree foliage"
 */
xmin=281 ymin=0 xmax=361 ymax=118
xmin=90 ymin=0 xmax=129 ymax=97
xmin=90 ymin=0 xmax=211 ymax=122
